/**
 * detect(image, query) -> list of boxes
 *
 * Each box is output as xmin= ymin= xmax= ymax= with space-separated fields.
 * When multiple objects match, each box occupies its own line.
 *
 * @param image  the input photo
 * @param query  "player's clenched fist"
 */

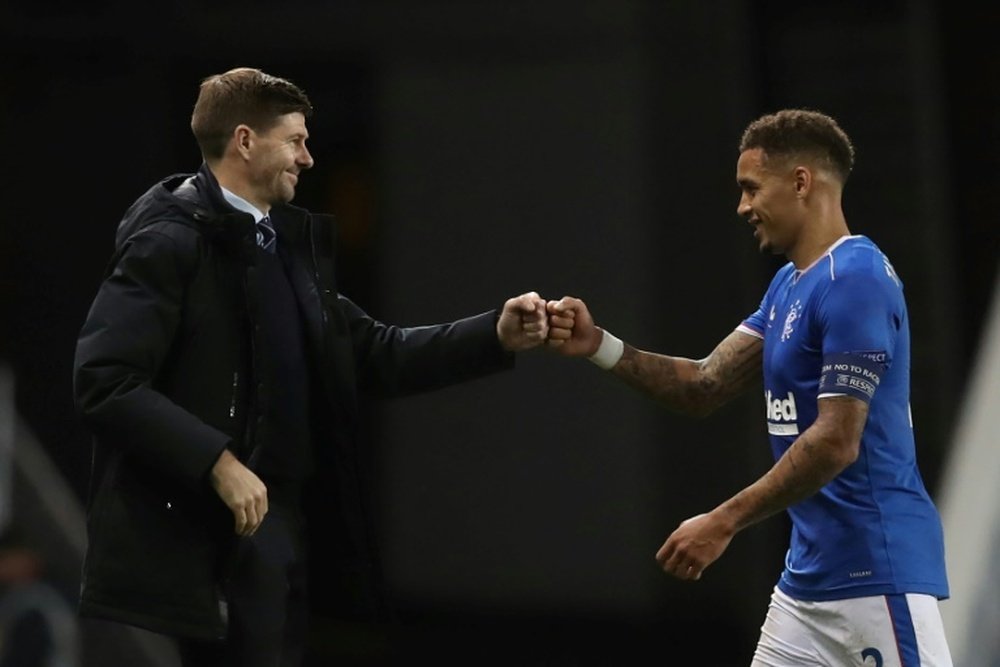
xmin=545 ymin=296 xmax=602 ymax=357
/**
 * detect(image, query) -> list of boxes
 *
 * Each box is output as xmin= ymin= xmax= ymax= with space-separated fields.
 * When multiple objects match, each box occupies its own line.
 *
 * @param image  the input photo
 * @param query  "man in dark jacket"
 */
xmin=72 ymin=67 xmax=549 ymax=667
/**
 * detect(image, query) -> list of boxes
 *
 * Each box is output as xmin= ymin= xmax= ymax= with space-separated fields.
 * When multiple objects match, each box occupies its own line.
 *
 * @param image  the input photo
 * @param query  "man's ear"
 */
xmin=793 ymin=165 xmax=812 ymax=198
xmin=234 ymin=124 xmax=253 ymax=159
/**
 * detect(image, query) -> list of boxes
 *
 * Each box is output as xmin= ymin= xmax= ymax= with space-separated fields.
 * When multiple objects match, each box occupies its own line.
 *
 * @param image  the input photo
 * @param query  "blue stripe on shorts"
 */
xmin=886 ymin=594 xmax=920 ymax=666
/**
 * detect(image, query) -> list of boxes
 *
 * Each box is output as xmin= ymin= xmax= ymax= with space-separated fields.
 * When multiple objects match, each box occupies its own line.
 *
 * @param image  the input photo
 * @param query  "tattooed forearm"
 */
xmin=716 ymin=398 xmax=866 ymax=532
xmin=611 ymin=331 xmax=762 ymax=416
xmin=614 ymin=345 xmax=708 ymax=414
xmin=764 ymin=435 xmax=827 ymax=509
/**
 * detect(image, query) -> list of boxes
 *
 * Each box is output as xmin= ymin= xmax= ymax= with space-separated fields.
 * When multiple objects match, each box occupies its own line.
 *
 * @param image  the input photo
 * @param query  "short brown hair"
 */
xmin=739 ymin=109 xmax=855 ymax=184
xmin=190 ymin=67 xmax=314 ymax=161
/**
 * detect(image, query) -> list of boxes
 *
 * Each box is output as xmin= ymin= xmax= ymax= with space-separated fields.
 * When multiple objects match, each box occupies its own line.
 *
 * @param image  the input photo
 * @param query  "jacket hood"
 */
xmin=114 ymin=164 xmax=238 ymax=250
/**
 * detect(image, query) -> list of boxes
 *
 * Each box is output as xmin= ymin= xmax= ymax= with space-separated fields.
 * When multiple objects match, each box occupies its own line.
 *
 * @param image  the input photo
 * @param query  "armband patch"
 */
xmin=819 ymin=351 xmax=886 ymax=403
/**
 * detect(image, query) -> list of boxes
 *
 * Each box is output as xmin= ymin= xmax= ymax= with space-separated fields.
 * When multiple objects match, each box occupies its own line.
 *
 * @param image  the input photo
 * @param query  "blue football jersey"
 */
xmin=738 ymin=235 xmax=949 ymax=601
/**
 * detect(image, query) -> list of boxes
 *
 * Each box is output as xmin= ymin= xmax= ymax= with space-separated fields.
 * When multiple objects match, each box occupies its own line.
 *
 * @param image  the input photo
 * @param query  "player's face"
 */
xmin=246 ymin=112 xmax=314 ymax=209
xmin=736 ymin=148 xmax=802 ymax=256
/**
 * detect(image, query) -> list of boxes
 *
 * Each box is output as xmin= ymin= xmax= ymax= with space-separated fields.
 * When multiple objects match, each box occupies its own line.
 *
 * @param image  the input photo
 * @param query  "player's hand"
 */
xmin=497 ymin=291 xmax=549 ymax=351
xmin=210 ymin=449 xmax=268 ymax=536
xmin=545 ymin=296 xmax=602 ymax=357
xmin=655 ymin=512 xmax=734 ymax=581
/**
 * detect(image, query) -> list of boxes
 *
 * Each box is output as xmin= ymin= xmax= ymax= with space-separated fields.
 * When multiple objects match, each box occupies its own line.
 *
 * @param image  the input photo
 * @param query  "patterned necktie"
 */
xmin=256 ymin=216 xmax=276 ymax=253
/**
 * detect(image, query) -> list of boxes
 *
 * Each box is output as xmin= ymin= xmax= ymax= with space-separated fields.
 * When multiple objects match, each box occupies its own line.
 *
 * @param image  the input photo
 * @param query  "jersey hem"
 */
xmin=777 ymin=579 xmax=950 ymax=602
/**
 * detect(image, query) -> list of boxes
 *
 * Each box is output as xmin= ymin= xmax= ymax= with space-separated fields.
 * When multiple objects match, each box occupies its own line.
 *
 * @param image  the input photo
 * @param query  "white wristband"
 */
xmin=588 ymin=329 xmax=624 ymax=370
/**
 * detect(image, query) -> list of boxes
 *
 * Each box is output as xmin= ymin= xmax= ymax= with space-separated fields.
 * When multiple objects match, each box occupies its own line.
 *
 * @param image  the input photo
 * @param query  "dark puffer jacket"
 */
xmin=73 ymin=164 xmax=513 ymax=639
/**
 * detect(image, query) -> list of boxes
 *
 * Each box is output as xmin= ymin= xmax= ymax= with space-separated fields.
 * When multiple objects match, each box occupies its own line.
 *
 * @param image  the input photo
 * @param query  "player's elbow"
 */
xmin=681 ymin=373 xmax=732 ymax=418
xmin=829 ymin=438 xmax=861 ymax=470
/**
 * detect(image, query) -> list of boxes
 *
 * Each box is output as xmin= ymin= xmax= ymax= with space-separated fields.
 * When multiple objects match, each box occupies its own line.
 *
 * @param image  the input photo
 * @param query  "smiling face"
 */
xmin=736 ymin=147 xmax=806 ymax=257
xmin=242 ymin=112 xmax=314 ymax=211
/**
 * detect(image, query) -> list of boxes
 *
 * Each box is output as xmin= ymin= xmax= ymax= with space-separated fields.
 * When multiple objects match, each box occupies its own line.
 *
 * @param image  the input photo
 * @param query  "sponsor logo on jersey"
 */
xmin=765 ymin=389 xmax=799 ymax=435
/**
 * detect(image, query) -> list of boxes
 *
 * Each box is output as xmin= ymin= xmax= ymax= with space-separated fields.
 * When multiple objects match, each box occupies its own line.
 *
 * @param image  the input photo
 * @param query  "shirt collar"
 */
xmin=220 ymin=187 xmax=267 ymax=224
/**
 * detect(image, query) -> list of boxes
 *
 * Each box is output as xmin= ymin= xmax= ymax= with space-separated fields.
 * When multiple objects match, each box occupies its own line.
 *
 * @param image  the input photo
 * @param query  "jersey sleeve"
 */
xmin=816 ymin=262 xmax=902 ymax=403
xmin=739 ymin=264 xmax=792 ymax=338
xmin=738 ymin=295 xmax=767 ymax=338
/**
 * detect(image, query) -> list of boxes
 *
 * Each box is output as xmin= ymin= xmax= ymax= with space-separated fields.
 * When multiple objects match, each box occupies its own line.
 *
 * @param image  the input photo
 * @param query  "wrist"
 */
xmin=588 ymin=328 xmax=624 ymax=370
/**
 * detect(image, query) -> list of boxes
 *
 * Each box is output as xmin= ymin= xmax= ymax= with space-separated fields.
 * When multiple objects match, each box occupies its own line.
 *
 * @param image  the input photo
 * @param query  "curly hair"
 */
xmin=739 ymin=109 xmax=855 ymax=184
xmin=191 ymin=67 xmax=314 ymax=161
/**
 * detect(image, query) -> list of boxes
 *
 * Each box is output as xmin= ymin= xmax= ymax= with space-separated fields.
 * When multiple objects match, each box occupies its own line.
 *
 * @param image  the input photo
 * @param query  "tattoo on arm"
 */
xmin=719 ymin=396 xmax=868 ymax=532
xmin=613 ymin=331 xmax=762 ymax=416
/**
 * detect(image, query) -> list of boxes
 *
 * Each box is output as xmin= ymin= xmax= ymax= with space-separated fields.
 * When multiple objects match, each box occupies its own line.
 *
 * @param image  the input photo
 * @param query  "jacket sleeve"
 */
xmin=338 ymin=295 xmax=515 ymax=397
xmin=73 ymin=225 xmax=230 ymax=486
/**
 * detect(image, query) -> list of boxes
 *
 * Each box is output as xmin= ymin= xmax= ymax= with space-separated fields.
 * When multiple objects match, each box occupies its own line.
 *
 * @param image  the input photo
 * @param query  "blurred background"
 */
xmin=1 ymin=0 xmax=998 ymax=665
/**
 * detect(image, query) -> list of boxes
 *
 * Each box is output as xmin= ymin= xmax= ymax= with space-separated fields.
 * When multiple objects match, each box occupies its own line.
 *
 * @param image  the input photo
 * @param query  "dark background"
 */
xmin=1 ymin=1 xmax=997 ymax=665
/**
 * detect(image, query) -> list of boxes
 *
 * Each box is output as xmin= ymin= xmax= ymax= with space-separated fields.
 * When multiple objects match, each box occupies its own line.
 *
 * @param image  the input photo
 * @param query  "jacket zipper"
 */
xmin=228 ymin=371 xmax=239 ymax=418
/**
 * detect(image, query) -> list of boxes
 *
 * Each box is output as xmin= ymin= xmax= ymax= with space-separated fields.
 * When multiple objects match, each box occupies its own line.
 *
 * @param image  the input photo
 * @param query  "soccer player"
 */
xmin=546 ymin=109 xmax=953 ymax=665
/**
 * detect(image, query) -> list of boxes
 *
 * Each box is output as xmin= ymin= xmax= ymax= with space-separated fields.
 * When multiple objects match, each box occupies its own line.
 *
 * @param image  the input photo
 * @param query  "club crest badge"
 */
xmin=781 ymin=299 xmax=802 ymax=342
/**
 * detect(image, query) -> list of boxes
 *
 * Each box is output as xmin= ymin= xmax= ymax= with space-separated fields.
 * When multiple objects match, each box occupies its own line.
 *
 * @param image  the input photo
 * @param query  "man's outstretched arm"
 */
xmin=546 ymin=295 xmax=762 ymax=416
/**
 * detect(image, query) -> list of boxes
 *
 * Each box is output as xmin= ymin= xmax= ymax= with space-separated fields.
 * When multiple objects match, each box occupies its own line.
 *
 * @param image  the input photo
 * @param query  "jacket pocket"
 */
xmin=83 ymin=463 xmax=229 ymax=621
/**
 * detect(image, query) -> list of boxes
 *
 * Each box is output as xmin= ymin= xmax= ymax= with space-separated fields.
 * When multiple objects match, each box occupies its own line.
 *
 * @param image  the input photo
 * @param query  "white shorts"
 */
xmin=751 ymin=586 xmax=953 ymax=667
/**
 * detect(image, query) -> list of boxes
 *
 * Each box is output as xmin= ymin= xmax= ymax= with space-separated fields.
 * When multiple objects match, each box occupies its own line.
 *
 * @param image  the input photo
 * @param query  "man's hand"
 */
xmin=210 ymin=449 xmax=268 ymax=536
xmin=545 ymin=296 xmax=603 ymax=357
xmin=497 ymin=291 xmax=549 ymax=351
xmin=655 ymin=511 xmax=735 ymax=581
